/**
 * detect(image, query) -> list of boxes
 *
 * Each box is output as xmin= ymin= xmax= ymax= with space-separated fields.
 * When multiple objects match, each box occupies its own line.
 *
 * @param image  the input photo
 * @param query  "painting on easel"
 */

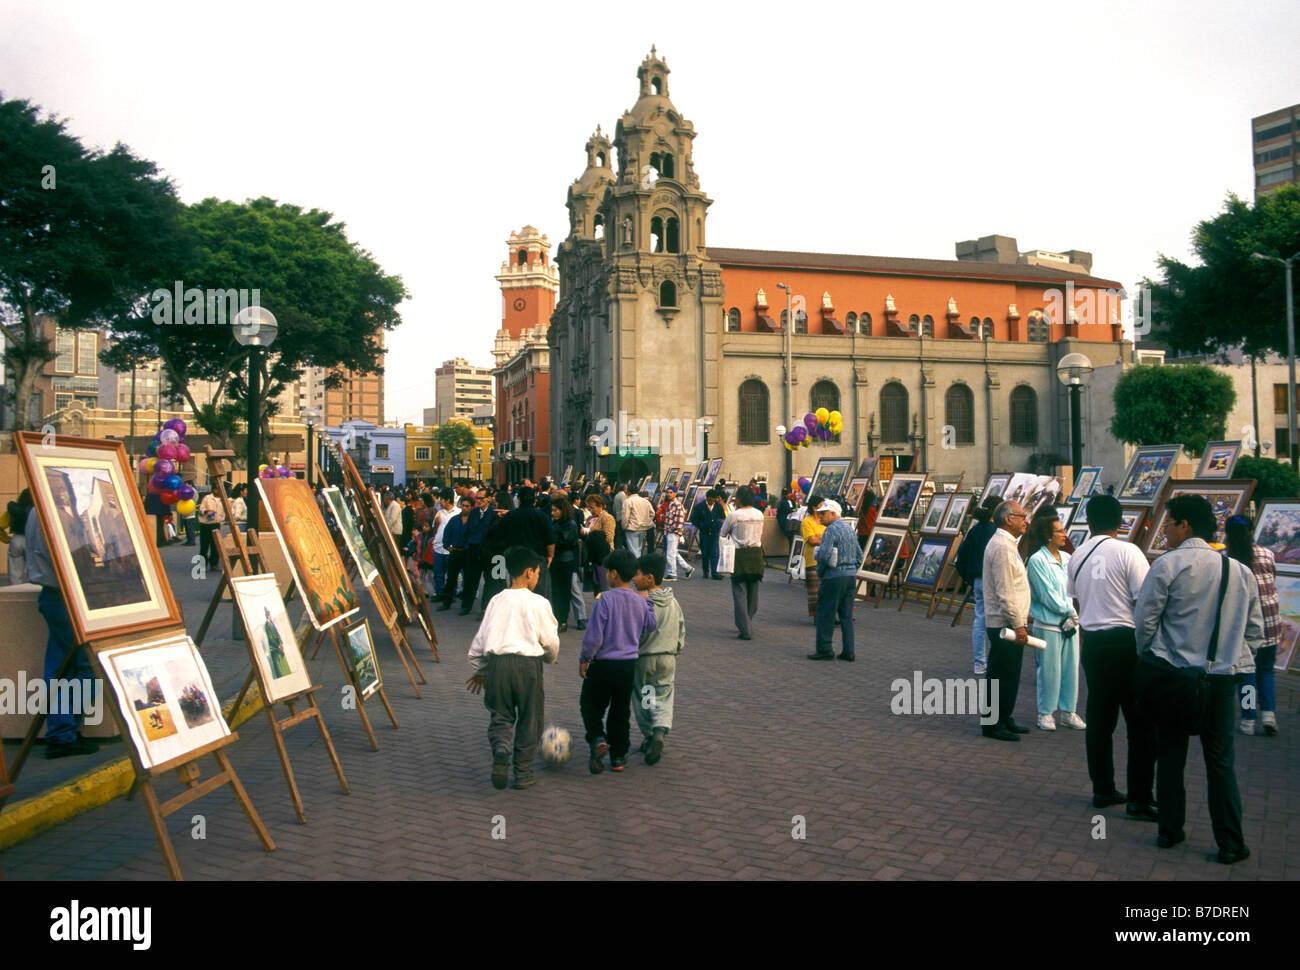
xmin=99 ymin=633 xmax=231 ymax=770
xmin=258 ymin=477 xmax=359 ymax=631
xmin=343 ymin=618 xmax=382 ymax=699
xmin=322 ymin=486 xmax=380 ymax=585
xmin=230 ymin=573 xmax=314 ymax=703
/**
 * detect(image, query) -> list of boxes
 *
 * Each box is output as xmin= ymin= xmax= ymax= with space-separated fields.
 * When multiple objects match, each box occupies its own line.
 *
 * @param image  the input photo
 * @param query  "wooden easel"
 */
xmin=895 ymin=535 xmax=960 ymax=615
xmin=311 ymin=623 xmax=399 ymax=751
xmin=89 ymin=627 xmax=274 ymax=881
xmin=925 ymin=534 xmax=968 ymax=618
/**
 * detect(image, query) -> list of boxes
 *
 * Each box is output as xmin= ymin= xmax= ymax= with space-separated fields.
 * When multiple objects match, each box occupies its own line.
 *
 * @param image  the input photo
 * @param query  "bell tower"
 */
xmin=495 ymin=226 xmax=558 ymax=339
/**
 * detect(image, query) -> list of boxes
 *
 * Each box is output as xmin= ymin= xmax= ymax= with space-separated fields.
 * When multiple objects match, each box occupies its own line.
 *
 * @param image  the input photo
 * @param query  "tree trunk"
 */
xmin=7 ymin=301 xmax=49 ymax=432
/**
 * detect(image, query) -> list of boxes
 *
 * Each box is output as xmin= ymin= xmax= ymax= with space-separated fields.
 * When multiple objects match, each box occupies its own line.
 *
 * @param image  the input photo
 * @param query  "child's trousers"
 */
xmin=579 ymin=658 xmax=635 ymax=758
xmin=633 ymin=653 xmax=676 ymax=740
xmin=484 ymin=654 xmax=545 ymax=777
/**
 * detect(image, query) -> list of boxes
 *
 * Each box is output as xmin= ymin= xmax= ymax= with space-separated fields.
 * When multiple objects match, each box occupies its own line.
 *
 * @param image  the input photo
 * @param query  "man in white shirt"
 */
xmin=431 ymin=488 xmax=456 ymax=599
xmin=466 ymin=546 xmax=560 ymax=790
xmin=1066 ymin=494 xmax=1157 ymax=818
xmin=981 ymin=501 xmax=1031 ymax=742
xmin=384 ymin=491 xmax=403 ymax=536
xmin=621 ymin=490 xmax=656 ymax=558
xmin=719 ymin=486 xmax=766 ymax=640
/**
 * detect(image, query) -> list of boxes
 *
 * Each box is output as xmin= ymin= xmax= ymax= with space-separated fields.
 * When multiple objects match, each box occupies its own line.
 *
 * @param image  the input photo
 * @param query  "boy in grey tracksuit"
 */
xmin=633 ymin=552 xmax=686 ymax=765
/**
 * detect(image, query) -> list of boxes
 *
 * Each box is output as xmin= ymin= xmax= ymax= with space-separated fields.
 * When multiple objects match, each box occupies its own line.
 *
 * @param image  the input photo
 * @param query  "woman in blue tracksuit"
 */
xmin=1023 ymin=515 xmax=1085 ymax=731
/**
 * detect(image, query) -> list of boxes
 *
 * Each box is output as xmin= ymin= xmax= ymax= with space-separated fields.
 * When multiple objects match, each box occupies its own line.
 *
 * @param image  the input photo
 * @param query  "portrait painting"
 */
xmin=230 ymin=573 xmax=314 ymax=703
xmin=258 ymin=478 xmax=359 ymax=631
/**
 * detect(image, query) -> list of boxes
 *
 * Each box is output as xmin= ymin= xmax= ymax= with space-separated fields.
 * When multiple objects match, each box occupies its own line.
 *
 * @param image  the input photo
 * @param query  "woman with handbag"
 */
xmin=1023 ymin=515 xmax=1085 ymax=731
xmin=718 ymin=485 xmax=766 ymax=640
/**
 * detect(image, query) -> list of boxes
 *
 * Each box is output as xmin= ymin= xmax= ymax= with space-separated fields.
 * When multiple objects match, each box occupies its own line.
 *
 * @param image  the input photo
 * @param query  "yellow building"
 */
xmin=405 ymin=420 xmax=494 ymax=483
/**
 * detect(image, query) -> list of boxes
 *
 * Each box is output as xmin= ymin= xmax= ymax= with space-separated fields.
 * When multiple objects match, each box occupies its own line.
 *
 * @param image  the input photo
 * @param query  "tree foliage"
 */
xmin=436 ymin=421 xmax=478 ymax=469
xmin=1146 ymin=185 xmax=1300 ymax=359
xmin=1235 ymin=455 xmax=1300 ymax=500
xmin=1109 ymin=364 xmax=1236 ymax=456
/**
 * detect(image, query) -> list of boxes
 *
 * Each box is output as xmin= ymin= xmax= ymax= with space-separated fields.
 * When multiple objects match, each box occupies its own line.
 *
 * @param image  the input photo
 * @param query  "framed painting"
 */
xmin=1066 ymin=466 xmax=1103 ymax=504
xmin=857 ymin=457 xmax=879 ymax=480
xmin=1118 ymin=508 xmax=1146 ymax=543
xmin=14 ymin=432 xmax=182 ymax=645
xmin=366 ymin=488 xmax=436 ymax=645
xmin=877 ymin=473 xmax=927 ymax=528
xmin=97 ymin=631 xmax=231 ymax=771
xmin=258 ymin=477 xmax=360 ymax=631
xmin=693 ymin=461 xmax=708 ymax=486
xmin=842 ymin=517 xmax=858 ymax=533
xmin=940 ymin=495 xmax=972 ymax=536
xmin=808 ymin=457 xmax=853 ymax=502
xmin=662 ymin=467 xmax=680 ymax=493
xmin=920 ymin=493 xmax=950 ymax=534
xmin=858 ymin=527 xmax=907 ymax=584
xmin=1252 ymin=500 xmax=1300 ymax=574
xmin=702 ymin=459 xmax=722 ymax=486
xmin=1055 ymin=505 xmax=1075 ymax=529
xmin=1273 ymin=574 xmax=1300 ymax=672
xmin=1195 ymin=441 xmax=1241 ymax=480
xmin=229 ymin=573 xmax=313 ymax=703
xmin=1116 ymin=444 xmax=1183 ymax=507
xmin=787 ymin=536 xmax=805 ymax=579
xmin=678 ymin=471 xmax=693 ymax=492
xmin=644 ymin=482 xmax=659 ymax=501
xmin=754 ymin=472 xmax=769 ymax=484
xmin=1066 ymin=524 xmax=1091 ymax=549
xmin=1141 ymin=480 xmax=1254 ymax=560
xmin=843 ymin=477 xmax=870 ymax=515
xmin=561 ymin=465 xmax=573 ymax=484
xmin=977 ymin=472 xmax=1012 ymax=510
xmin=903 ymin=535 xmax=954 ymax=591
xmin=342 ymin=617 xmax=382 ymax=700
xmin=322 ymin=486 xmax=380 ymax=586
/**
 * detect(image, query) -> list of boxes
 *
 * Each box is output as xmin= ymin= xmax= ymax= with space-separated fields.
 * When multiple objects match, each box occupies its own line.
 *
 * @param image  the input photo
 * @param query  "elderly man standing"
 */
xmin=1133 ymin=494 xmax=1263 ymax=863
xmin=622 ymin=489 xmax=656 ymax=559
xmin=981 ymin=501 xmax=1032 ymax=742
xmin=807 ymin=500 xmax=864 ymax=662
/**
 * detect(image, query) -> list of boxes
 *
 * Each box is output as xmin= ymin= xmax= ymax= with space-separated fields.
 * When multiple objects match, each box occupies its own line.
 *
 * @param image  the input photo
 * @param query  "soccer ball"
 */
xmin=539 ymin=725 xmax=572 ymax=766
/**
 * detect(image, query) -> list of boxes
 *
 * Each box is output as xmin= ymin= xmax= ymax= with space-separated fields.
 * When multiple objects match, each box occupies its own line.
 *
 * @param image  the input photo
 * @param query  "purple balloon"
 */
xmin=159 ymin=428 xmax=180 ymax=445
xmin=163 ymin=418 xmax=187 ymax=438
xmin=154 ymin=458 xmax=175 ymax=477
xmin=277 ymin=466 xmax=291 ymax=478
xmin=151 ymin=472 xmax=169 ymax=489
xmin=178 ymin=484 xmax=196 ymax=501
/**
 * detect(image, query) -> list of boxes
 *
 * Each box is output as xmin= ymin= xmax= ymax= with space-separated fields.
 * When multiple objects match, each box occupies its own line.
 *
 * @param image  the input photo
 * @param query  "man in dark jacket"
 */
xmin=493 ymin=485 xmax=555 ymax=601
xmin=955 ymin=495 xmax=1000 ymax=675
xmin=439 ymin=496 xmax=482 ymax=615
xmin=690 ymin=488 xmax=727 ymax=580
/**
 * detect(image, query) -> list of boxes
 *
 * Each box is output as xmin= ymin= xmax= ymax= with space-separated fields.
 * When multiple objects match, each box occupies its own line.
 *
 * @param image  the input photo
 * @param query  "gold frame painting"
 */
xmin=343 ymin=617 xmax=382 ymax=700
xmin=258 ymin=477 xmax=359 ymax=631
xmin=14 ymin=432 xmax=182 ymax=644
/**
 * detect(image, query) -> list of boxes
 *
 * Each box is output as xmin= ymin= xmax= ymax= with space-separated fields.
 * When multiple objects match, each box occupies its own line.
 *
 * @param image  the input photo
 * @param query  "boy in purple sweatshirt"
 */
xmin=579 ymin=549 xmax=657 ymax=773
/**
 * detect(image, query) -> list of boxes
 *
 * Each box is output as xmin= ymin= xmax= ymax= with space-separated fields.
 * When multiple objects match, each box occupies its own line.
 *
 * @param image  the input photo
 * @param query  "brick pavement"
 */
xmin=2 ymin=548 xmax=1296 ymax=880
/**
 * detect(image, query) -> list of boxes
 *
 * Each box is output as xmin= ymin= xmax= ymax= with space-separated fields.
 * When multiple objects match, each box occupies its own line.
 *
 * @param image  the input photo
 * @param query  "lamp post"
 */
xmin=1056 ymin=352 xmax=1094 ymax=479
xmin=232 ymin=306 xmax=278 ymax=530
xmin=776 ymin=282 xmax=794 ymax=486
xmin=776 ymin=423 xmax=790 ymax=490
xmin=302 ymin=406 xmax=321 ymax=487
xmin=699 ymin=416 xmax=713 ymax=463
xmin=1252 ymin=250 xmax=1300 ymax=468
xmin=587 ymin=433 xmax=600 ymax=479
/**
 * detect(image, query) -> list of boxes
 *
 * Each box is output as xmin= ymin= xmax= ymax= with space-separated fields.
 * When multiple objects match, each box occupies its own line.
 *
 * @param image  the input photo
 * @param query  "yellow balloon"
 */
xmin=142 ymin=458 xmax=157 ymax=474
xmin=176 ymin=499 xmax=196 ymax=516
xmin=829 ymin=410 xmax=843 ymax=424
xmin=815 ymin=407 xmax=830 ymax=425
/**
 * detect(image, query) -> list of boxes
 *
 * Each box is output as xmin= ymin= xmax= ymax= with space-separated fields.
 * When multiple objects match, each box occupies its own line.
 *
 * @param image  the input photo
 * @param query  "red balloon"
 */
xmin=160 ymin=490 xmax=179 ymax=505
xmin=157 ymin=442 xmax=179 ymax=461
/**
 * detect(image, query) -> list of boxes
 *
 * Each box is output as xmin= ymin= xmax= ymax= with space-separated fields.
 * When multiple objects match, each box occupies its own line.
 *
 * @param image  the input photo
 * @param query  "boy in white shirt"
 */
xmin=467 ymin=546 xmax=560 ymax=790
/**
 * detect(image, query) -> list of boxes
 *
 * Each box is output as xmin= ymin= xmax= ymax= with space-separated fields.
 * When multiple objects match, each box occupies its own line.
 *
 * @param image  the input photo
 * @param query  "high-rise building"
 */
xmin=1253 ymin=104 xmax=1298 ymax=197
xmin=434 ymin=357 xmax=493 ymax=425
xmin=301 ymin=330 xmax=386 ymax=426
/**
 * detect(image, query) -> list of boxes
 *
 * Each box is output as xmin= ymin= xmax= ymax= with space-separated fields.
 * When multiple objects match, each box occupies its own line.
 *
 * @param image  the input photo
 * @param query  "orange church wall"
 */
xmin=716 ymin=264 xmax=1123 ymax=343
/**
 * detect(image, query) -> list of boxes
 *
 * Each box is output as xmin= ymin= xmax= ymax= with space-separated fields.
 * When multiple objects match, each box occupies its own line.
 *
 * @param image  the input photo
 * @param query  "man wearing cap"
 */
xmin=807 ymin=500 xmax=864 ymax=661
xmin=661 ymin=487 xmax=694 ymax=581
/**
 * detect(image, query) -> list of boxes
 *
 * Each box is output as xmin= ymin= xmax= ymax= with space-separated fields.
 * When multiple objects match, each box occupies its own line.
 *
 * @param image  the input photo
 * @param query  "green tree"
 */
xmin=1235 ymin=455 xmax=1300 ymax=500
xmin=437 ymin=421 xmax=478 ymax=474
xmin=102 ymin=196 xmax=408 ymax=451
xmin=1110 ymin=364 xmax=1236 ymax=457
xmin=0 ymin=97 xmax=184 ymax=429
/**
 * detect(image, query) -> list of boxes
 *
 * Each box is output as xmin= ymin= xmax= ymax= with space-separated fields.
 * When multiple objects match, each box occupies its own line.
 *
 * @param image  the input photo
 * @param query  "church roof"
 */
xmin=707 ymin=246 xmax=1121 ymax=289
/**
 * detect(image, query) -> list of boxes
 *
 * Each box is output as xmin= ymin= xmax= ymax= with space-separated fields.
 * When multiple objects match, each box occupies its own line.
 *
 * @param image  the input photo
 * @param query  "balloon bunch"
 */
xmin=796 ymin=476 xmax=811 ymax=499
xmin=140 ymin=419 xmax=196 ymax=514
xmin=782 ymin=408 xmax=844 ymax=450
xmin=258 ymin=462 xmax=293 ymax=480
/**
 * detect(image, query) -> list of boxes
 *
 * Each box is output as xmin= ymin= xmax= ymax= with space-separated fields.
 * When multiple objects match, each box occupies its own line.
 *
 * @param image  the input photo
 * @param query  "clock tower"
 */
xmin=496 ymin=226 xmax=558 ymax=338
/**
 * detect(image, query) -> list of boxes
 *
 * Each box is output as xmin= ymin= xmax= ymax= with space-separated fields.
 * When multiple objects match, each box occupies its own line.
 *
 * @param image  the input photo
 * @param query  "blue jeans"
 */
xmin=972 ymin=578 xmax=987 ymax=669
xmin=432 ymin=552 xmax=448 ymax=597
xmin=815 ymin=574 xmax=856 ymax=657
xmin=38 ymin=586 xmax=96 ymax=744
xmin=700 ymin=532 xmax=720 ymax=576
xmin=626 ymin=530 xmax=648 ymax=558
xmin=1239 ymin=645 xmax=1277 ymax=718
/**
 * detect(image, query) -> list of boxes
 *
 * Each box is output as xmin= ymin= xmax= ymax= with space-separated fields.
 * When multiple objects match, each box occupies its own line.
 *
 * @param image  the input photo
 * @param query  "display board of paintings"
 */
xmin=858 ymin=527 xmax=907 ymax=584
xmin=229 ymin=573 xmax=314 ymax=703
xmin=1141 ymin=479 xmax=1255 ymax=560
xmin=807 ymin=457 xmax=852 ymax=501
xmin=14 ymin=432 xmax=183 ymax=645
xmin=98 ymin=632 xmax=231 ymax=771
xmin=877 ymin=473 xmax=926 ymax=528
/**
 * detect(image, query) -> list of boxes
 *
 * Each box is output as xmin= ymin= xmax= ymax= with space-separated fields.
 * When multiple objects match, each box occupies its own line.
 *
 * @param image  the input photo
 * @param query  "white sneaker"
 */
xmin=1262 ymin=711 xmax=1278 ymax=736
xmin=1240 ymin=720 xmax=1255 ymax=736
xmin=974 ymin=664 xmax=987 ymax=675
xmin=1037 ymin=714 xmax=1057 ymax=730
xmin=1059 ymin=712 xmax=1086 ymax=730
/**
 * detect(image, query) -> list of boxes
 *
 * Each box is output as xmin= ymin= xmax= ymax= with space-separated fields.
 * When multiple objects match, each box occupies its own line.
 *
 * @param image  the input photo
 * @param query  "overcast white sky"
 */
xmin=2 ymin=0 xmax=1297 ymax=425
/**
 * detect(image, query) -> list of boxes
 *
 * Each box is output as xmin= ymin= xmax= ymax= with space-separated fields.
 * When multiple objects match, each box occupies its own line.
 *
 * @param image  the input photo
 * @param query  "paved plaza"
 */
xmin=2 ymin=543 xmax=1296 ymax=881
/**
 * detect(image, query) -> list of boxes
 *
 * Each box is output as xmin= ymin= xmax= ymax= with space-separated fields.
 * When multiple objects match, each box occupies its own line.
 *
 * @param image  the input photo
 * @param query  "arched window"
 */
xmin=846 ymin=311 xmax=857 ymax=330
xmin=593 ymin=213 xmax=604 ymax=239
xmin=969 ymin=316 xmax=980 ymax=334
xmin=1028 ymin=313 xmax=1049 ymax=341
xmin=921 ymin=314 xmax=934 ymax=337
xmin=652 ymin=76 xmax=663 ymax=95
xmin=880 ymin=382 xmax=908 ymax=443
xmin=981 ymin=317 xmax=993 ymax=339
xmin=727 ymin=307 xmax=741 ymax=332
xmin=908 ymin=314 xmax=920 ymax=334
xmin=945 ymin=384 xmax=975 ymax=445
xmin=858 ymin=312 xmax=872 ymax=335
xmin=811 ymin=380 xmax=841 ymax=443
xmin=780 ymin=309 xmax=789 ymax=330
xmin=665 ymin=217 xmax=679 ymax=253
xmin=661 ymin=154 xmax=674 ymax=179
xmin=659 ymin=280 xmax=677 ymax=307
xmin=1010 ymin=386 xmax=1038 ymax=446
xmin=517 ymin=249 xmax=527 ymax=266
xmin=650 ymin=216 xmax=663 ymax=253
xmin=596 ymin=151 xmax=606 ymax=167
xmin=795 ymin=308 xmax=807 ymax=334
xmin=738 ymin=379 xmax=769 ymax=444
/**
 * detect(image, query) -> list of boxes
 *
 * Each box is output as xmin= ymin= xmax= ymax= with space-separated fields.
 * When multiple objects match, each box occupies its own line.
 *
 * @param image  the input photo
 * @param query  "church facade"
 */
xmin=549 ymin=48 xmax=1135 ymax=489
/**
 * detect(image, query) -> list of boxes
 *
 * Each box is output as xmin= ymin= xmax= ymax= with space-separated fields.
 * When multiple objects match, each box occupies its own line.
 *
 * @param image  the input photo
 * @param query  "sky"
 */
xmin=2 ymin=0 xmax=1297 ymax=426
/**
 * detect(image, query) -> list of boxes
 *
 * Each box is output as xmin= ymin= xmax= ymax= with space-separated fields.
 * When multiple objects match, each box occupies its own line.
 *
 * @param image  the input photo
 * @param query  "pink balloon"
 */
xmin=175 ymin=444 xmax=191 ymax=463
xmin=156 ymin=442 xmax=179 ymax=461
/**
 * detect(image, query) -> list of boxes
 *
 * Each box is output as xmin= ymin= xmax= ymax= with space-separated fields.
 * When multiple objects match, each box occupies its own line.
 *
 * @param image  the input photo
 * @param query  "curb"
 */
xmin=0 ymin=686 xmax=266 ymax=852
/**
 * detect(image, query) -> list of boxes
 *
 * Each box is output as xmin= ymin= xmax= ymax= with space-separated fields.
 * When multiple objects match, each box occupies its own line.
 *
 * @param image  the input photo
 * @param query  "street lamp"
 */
xmin=1252 ymin=250 xmax=1300 ymax=468
xmin=776 ymin=283 xmax=794 ymax=491
xmin=587 ymin=433 xmax=600 ymax=479
xmin=1056 ymin=351 xmax=1094 ymax=478
xmin=301 ymin=407 xmax=321 ymax=487
xmin=699 ymin=417 xmax=713 ymax=462
xmin=775 ymin=423 xmax=790 ymax=490
xmin=232 ymin=306 xmax=278 ymax=529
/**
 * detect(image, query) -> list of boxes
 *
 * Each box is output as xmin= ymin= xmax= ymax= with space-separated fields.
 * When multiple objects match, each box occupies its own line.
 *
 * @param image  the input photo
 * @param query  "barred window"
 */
xmin=1010 ymin=386 xmax=1038 ymax=446
xmin=811 ymin=380 xmax=841 ymax=443
xmin=727 ymin=307 xmax=741 ymax=332
xmin=880 ymin=382 xmax=908 ymax=443
xmin=794 ymin=308 xmax=807 ymax=334
xmin=945 ymin=384 xmax=974 ymax=445
xmin=739 ymin=378 xmax=770 ymax=445
xmin=908 ymin=314 xmax=920 ymax=334
xmin=1028 ymin=314 xmax=1049 ymax=341
xmin=415 ymin=446 xmax=431 ymax=461
xmin=921 ymin=314 xmax=934 ymax=337
xmin=846 ymin=311 xmax=857 ymax=330
xmin=858 ymin=312 xmax=872 ymax=335
xmin=982 ymin=317 xmax=994 ymax=339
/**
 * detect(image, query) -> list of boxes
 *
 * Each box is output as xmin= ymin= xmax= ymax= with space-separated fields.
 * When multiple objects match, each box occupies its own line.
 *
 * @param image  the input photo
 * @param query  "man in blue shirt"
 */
xmin=807 ymin=501 xmax=864 ymax=662
xmin=438 ymin=496 xmax=481 ymax=615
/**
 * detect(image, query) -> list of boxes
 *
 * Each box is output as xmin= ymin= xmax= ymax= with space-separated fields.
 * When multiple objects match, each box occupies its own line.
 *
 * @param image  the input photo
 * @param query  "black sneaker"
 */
xmin=491 ymin=750 xmax=509 ymax=790
xmin=836 ymin=654 xmax=855 ymax=662
xmin=1092 ymin=791 xmax=1128 ymax=809
xmin=645 ymin=735 xmax=664 ymax=766
xmin=589 ymin=739 xmax=608 ymax=774
xmin=610 ymin=755 xmax=627 ymax=772
xmin=981 ymin=725 xmax=1020 ymax=742
xmin=45 ymin=737 xmax=99 ymax=759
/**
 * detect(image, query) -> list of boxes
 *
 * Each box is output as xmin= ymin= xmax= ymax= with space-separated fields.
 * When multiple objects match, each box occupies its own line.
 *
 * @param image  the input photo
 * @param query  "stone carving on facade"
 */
xmin=701 ymin=268 xmax=722 ymax=298
xmin=854 ymin=361 xmax=870 ymax=384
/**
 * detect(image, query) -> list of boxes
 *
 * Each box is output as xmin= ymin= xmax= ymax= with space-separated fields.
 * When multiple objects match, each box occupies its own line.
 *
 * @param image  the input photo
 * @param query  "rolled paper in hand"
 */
xmin=1000 ymin=627 xmax=1047 ymax=650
